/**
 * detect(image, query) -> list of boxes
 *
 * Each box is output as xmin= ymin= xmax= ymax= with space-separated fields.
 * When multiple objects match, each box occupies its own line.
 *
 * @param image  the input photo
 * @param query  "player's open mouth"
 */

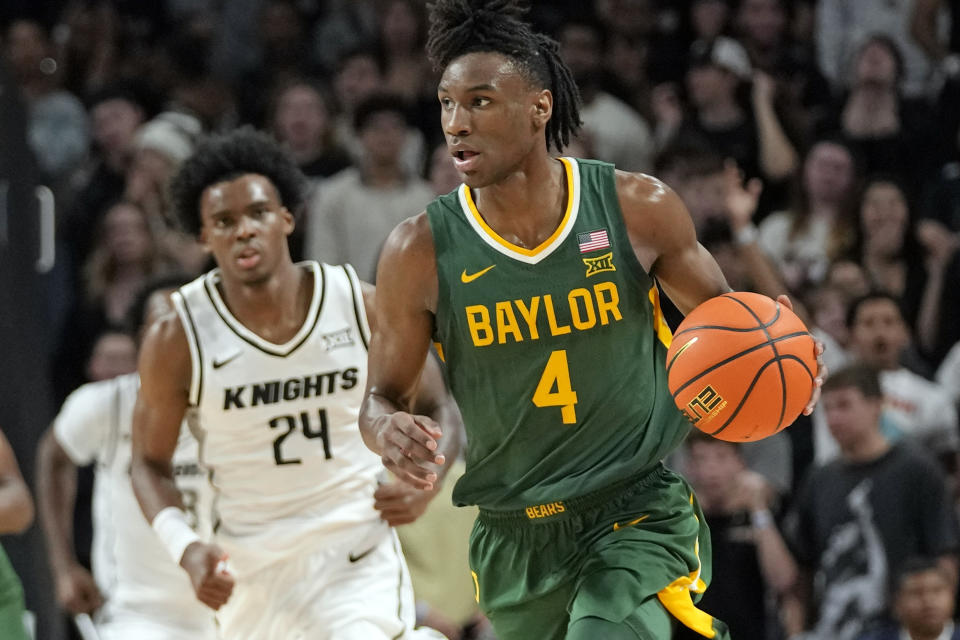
xmin=453 ymin=150 xmax=480 ymax=172
xmin=236 ymin=248 xmax=261 ymax=269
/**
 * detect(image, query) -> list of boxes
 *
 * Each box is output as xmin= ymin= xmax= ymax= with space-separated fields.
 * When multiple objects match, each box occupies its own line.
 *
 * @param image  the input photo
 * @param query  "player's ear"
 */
xmin=198 ymin=223 xmax=212 ymax=252
xmin=532 ymin=89 xmax=553 ymax=128
xmin=280 ymin=206 xmax=295 ymax=236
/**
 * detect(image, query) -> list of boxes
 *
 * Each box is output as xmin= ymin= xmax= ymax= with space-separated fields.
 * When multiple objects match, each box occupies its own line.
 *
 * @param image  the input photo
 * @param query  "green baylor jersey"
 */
xmin=427 ymin=157 xmax=692 ymax=511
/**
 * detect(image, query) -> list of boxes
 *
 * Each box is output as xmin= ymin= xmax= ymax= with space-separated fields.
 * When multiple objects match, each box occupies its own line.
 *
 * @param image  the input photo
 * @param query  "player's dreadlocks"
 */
xmin=169 ymin=126 xmax=306 ymax=236
xmin=426 ymin=0 xmax=582 ymax=153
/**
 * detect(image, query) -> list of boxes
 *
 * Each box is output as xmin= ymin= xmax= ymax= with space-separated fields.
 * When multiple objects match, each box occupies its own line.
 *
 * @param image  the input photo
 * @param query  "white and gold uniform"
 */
xmin=174 ymin=261 xmax=424 ymax=640
xmin=54 ymin=373 xmax=215 ymax=639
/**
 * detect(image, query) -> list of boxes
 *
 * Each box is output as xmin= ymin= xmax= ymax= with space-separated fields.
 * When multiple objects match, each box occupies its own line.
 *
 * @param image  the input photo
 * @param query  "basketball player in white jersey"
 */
xmin=37 ymin=277 xmax=216 ymax=639
xmin=131 ymin=127 xmax=459 ymax=640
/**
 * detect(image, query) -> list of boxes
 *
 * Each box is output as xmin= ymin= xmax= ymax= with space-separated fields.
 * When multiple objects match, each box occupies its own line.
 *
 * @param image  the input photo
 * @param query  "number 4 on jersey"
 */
xmin=533 ymin=350 xmax=578 ymax=424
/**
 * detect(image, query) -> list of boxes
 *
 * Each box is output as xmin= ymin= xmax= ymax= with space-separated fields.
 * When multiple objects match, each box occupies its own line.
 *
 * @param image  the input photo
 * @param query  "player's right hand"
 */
xmin=374 ymin=412 xmax=445 ymax=490
xmin=55 ymin=563 xmax=103 ymax=614
xmin=180 ymin=541 xmax=235 ymax=610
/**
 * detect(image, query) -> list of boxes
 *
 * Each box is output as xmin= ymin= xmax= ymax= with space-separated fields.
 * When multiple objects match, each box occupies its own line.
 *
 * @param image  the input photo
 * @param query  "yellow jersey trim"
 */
xmin=458 ymin=157 xmax=581 ymax=265
xmin=649 ymin=286 xmax=673 ymax=348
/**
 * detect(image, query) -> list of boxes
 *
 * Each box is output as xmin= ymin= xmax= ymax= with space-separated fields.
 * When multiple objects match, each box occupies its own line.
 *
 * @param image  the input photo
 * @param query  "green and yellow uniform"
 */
xmin=0 ymin=545 xmax=29 ymax=640
xmin=427 ymin=158 xmax=730 ymax=639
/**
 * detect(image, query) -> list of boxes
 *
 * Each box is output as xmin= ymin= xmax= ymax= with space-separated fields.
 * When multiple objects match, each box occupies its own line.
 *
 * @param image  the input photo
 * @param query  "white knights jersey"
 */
xmin=173 ymin=261 xmax=385 ymax=574
xmin=53 ymin=373 xmax=214 ymax=634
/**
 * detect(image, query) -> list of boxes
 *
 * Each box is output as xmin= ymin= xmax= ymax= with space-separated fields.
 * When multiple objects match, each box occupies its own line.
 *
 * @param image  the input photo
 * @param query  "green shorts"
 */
xmin=468 ymin=464 xmax=730 ymax=640
xmin=0 ymin=547 xmax=29 ymax=640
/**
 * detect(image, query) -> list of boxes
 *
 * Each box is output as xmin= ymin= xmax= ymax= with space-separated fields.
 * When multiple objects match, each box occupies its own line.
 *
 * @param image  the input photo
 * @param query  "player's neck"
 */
xmin=471 ymin=153 xmax=567 ymax=250
xmin=218 ymin=260 xmax=311 ymax=342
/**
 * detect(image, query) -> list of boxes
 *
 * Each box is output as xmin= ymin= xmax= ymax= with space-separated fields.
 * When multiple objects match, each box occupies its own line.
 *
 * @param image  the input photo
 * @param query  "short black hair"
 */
xmin=126 ymin=274 xmax=193 ymax=339
xmin=353 ymin=93 xmax=411 ymax=132
xmin=821 ymin=362 xmax=883 ymax=398
xmin=85 ymin=80 xmax=158 ymax=116
xmin=556 ymin=14 xmax=608 ymax=51
xmin=169 ymin=126 xmax=307 ymax=236
xmin=846 ymin=290 xmax=904 ymax=330
xmin=426 ymin=0 xmax=582 ymax=153
xmin=891 ymin=556 xmax=954 ymax=598
xmin=655 ymin=135 xmax=725 ymax=180
xmin=684 ymin=429 xmax=742 ymax=453
xmin=335 ymin=45 xmax=384 ymax=76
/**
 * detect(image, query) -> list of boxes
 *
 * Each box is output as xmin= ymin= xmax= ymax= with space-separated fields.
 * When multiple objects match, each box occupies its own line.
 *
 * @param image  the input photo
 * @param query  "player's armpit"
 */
xmin=614 ymin=171 xmax=730 ymax=315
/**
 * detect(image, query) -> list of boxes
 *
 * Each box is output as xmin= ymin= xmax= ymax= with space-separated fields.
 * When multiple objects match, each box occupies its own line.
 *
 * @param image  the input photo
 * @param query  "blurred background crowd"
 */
xmin=3 ymin=0 xmax=960 ymax=638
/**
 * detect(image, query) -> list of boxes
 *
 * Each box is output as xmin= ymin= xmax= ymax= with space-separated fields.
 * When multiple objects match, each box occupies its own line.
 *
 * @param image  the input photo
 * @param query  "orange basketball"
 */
xmin=665 ymin=292 xmax=817 ymax=442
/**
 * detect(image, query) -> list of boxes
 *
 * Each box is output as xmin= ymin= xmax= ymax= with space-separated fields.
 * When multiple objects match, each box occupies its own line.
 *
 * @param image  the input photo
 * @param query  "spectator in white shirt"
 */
xmin=305 ymin=94 xmax=434 ymax=281
xmin=813 ymin=292 xmax=959 ymax=476
xmin=557 ymin=17 xmax=655 ymax=172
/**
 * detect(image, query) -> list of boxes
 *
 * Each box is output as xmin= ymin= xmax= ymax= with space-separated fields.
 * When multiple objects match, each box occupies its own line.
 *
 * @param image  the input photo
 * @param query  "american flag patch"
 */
xmin=578 ymin=229 xmax=610 ymax=253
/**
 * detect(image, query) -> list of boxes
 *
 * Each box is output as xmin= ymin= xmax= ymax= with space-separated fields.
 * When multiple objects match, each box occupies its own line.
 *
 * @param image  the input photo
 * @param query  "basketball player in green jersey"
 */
xmin=359 ymin=2 xmax=823 ymax=638
xmin=0 ymin=426 xmax=33 ymax=640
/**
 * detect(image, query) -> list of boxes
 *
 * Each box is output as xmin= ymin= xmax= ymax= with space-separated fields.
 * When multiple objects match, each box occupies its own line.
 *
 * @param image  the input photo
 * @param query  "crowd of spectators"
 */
xmin=4 ymin=0 xmax=960 ymax=639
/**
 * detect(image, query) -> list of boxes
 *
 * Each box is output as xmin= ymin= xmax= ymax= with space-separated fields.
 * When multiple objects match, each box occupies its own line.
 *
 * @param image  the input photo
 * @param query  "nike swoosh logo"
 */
xmin=348 ymin=545 xmax=377 ymax=563
xmin=461 ymin=265 xmax=496 ymax=283
xmin=613 ymin=514 xmax=649 ymax=531
xmin=212 ymin=352 xmax=242 ymax=369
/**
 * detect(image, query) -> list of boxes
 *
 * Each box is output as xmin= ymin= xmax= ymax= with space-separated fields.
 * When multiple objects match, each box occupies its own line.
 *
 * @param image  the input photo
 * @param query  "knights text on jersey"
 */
xmin=173 ymin=261 xmax=384 ymax=573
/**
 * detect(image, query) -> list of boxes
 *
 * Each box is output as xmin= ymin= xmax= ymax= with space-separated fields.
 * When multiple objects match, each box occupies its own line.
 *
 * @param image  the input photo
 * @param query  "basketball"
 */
xmin=665 ymin=292 xmax=817 ymax=442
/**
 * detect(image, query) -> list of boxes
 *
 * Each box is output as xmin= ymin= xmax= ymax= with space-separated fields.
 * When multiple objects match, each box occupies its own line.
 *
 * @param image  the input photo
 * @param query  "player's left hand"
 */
xmin=180 ymin=541 xmax=235 ymax=610
xmin=374 ymin=411 xmax=446 ymax=490
xmin=777 ymin=294 xmax=826 ymax=415
xmin=374 ymin=481 xmax=439 ymax=526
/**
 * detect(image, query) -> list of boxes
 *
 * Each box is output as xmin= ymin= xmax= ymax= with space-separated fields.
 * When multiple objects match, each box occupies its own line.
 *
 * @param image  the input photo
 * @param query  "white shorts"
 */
xmin=97 ymin=614 xmax=217 ymax=640
xmin=217 ymin=529 xmax=440 ymax=640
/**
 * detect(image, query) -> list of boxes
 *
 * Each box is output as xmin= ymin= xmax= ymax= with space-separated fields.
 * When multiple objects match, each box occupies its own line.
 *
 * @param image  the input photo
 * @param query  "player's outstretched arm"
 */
xmin=615 ymin=171 xmax=731 ymax=315
xmin=360 ymin=213 xmax=448 ymax=491
xmin=132 ymin=313 xmax=234 ymax=610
